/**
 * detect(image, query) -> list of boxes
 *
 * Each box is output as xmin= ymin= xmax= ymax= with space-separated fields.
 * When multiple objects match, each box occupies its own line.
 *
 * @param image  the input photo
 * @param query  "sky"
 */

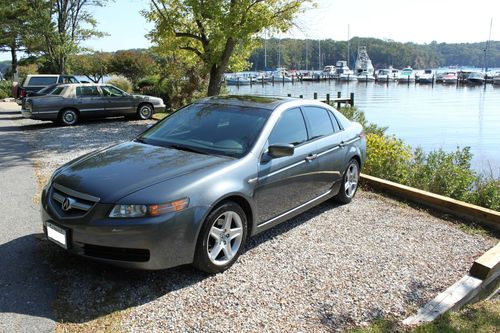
xmin=1 ymin=0 xmax=499 ymax=61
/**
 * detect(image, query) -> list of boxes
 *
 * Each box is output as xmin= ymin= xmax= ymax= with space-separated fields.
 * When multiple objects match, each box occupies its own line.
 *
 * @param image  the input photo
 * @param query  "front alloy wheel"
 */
xmin=194 ymin=202 xmax=247 ymax=273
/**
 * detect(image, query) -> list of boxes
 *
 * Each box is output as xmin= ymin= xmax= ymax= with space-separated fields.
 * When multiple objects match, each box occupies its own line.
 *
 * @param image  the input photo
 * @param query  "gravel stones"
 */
xmin=18 ymin=115 xmax=496 ymax=332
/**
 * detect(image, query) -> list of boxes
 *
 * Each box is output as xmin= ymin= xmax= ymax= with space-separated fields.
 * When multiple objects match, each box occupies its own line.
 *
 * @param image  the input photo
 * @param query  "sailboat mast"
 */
xmin=347 ymin=24 xmax=350 ymax=68
xmin=264 ymin=33 xmax=267 ymax=70
xmin=278 ymin=38 xmax=281 ymax=69
xmin=305 ymin=39 xmax=308 ymax=70
xmin=318 ymin=39 xmax=321 ymax=70
xmin=484 ymin=18 xmax=493 ymax=73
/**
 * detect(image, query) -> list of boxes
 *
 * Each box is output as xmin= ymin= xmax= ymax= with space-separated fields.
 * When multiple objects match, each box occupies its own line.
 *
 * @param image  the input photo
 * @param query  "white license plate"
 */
xmin=46 ymin=222 xmax=68 ymax=249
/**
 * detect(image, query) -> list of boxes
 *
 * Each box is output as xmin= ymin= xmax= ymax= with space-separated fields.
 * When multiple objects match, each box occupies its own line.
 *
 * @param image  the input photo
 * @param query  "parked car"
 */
xmin=15 ymin=74 xmax=80 ymax=105
xmin=41 ymin=95 xmax=366 ymax=273
xmin=22 ymin=83 xmax=166 ymax=125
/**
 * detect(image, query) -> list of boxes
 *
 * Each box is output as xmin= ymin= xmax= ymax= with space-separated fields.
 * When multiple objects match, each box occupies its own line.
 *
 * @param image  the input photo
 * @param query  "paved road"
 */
xmin=0 ymin=102 xmax=56 ymax=332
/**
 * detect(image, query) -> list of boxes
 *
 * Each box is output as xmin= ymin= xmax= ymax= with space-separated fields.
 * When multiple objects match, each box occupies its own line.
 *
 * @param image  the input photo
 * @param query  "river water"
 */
xmin=227 ymin=81 xmax=500 ymax=174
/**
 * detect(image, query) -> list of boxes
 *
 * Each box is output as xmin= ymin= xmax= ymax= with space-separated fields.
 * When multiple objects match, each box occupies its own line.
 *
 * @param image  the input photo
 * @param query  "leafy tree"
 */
xmin=145 ymin=0 xmax=312 ymax=96
xmin=0 ymin=2 xmax=30 ymax=77
xmin=69 ymin=52 xmax=112 ymax=82
xmin=26 ymin=0 xmax=108 ymax=74
xmin=108 ymin=50 xmax=157 ymax=84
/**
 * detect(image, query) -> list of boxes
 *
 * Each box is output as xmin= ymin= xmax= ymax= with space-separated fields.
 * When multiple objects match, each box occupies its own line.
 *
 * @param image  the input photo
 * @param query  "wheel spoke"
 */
xmin=210 ymin=226 xmax=222 ymax=241
xmin=229 ymin=227 xmax=242 ymax=240
xmin=223 ymin=213 xmax=233 ymax=230
xmin=222 ymin=242 xmax=232 ymax=259
xmin=210 ymin=242 xmax=223 ymax=260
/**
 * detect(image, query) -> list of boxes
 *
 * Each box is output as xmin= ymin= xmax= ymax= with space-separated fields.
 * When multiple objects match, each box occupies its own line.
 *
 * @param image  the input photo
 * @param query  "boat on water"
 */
xmin=375 ymin=68 xmax=399 ymax=82
xmin=271 ymin=68 xmax=293 ymax=82
xmin=354 ymin=46 xmax=375 ymax=82
xmin=322 ymin=65 xmax=336 ymax=77
xmin=336 ymin=61 xmax=356 ymax=81
xmin=398 ymin=67 xmax=416 ymax=83
xmin=441 ymin=71 xmax=458 ymax=84
xmin=492 ymin=72 xmax=500 ymax=85
xmin=225 ymin=76 xmax=252 ymax=85
xmin=417 ymin=69 xmax=434 ymax=84
xmin=467 ymin=71 xmax=485 ymax=85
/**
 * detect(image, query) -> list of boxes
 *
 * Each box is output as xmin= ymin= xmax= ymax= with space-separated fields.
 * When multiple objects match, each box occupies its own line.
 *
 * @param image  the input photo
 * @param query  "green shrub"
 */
xmin=364 ymin=133 xmax=412 ymax=182
xmin=0 ymin=80 xmax=13 ymax=98
xmin=106 ymin=76 xmax=132 ymax=93
xmin=469 ymin=175 xmax=500 ymax=211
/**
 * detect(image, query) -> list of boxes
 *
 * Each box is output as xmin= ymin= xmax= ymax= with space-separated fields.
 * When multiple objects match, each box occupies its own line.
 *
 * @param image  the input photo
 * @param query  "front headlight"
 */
xmin=109 ymin=198 xmax=189 ymax=218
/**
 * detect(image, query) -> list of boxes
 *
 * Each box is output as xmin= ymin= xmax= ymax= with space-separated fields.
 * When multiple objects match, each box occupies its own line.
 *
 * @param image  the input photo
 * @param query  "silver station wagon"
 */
xmin=21 ymin=83 xmax=166 ymax=125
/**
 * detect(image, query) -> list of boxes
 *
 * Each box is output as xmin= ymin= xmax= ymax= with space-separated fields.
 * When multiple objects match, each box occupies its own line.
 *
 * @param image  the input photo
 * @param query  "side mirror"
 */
xmin=268 ymin=144 xmax=294 ymax=158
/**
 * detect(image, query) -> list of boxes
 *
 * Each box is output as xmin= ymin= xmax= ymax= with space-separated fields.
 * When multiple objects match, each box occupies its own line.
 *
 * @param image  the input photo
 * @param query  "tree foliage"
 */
xmin=144 ymin=0 xmax=312 ymax=96
xmin=69 ymin=52 xmax=112 ymax=83
xmin=0 ymin=2 xmax=31 ymax=76
xmin=25 ymin=0 xmax=108 ymax=74
xmin=108 ymin=50 xmax=157 ymax=84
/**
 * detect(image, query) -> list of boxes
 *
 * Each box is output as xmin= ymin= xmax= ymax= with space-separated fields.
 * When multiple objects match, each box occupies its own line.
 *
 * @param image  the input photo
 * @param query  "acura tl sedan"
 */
xmin=42 ymin=96 xmax=366 ymax=273
xmin=21 ymin=83 xmax=166 ymax=125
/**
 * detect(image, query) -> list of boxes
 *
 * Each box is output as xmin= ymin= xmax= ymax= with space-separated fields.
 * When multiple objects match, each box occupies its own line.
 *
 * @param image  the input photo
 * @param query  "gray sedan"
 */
xmin=41 ymin=96 xmax=366 ymax=273
xmin=21 ymin=83 xmax=166 ymax=125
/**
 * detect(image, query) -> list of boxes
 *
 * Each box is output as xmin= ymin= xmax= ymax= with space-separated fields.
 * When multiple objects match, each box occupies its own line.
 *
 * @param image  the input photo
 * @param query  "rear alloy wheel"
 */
xmin=193 ymin=201 xmax=247 ymax=273
xmin=137 ymin=104 xmax=153 ymax=120
xmin=59 ymin=109 xmax=79 ymax=126
xmin=334 ymin=159 xmax=360 ymax=204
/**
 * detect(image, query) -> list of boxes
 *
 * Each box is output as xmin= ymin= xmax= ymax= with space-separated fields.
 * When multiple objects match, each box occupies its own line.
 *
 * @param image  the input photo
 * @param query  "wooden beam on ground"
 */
xmin=360 ymin=173 xmax=500 ymax=231
xmin=470 ymin=243 xmax=500 ymax=280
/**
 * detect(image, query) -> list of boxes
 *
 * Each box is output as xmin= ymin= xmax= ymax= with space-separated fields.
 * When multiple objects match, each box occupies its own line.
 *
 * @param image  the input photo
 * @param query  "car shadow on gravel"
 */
xmin=4 ymin=199 xmax=342 ymax=325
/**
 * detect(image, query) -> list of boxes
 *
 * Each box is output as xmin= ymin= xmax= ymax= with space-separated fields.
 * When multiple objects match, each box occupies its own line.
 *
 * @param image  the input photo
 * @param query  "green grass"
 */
xmin=152 ymin=112 xmax=168 ymax=120
xmin=350 ymin=300 xmax=500 ymax=333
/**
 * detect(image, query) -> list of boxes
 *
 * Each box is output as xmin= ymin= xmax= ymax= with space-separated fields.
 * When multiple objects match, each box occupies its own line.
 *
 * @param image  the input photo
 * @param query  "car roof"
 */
xmin=196 ymin=95 xmax=295 ymax=110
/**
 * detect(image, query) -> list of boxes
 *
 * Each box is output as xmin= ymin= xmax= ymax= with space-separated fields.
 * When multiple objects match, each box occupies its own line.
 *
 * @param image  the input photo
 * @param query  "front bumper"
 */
xmin=41 ymin=184 xmax=207 ymax=270
xmin=153 ymin=103 xmax=166 ymax=113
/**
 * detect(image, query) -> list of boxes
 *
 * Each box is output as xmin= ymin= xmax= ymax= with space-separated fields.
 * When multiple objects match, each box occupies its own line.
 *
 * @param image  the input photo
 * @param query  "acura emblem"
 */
xmin=62 ymin=197 xmax=74 ymax=211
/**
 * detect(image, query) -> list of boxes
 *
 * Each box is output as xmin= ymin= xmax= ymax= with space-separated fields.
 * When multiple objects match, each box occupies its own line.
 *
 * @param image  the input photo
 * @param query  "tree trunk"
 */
xmin=206 ymin=38 xmax=236 ymax=96
xmin=207 ymin=65 xmax=223 ymax=96
xmin=10 ymin=42 xmax=18 ymax=79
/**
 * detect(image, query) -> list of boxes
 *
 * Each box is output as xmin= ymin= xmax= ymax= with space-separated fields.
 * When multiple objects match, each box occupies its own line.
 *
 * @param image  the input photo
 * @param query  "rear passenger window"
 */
xmin=28 ymin=77 xmax=58 ymax=86
xmin=327 ymin=111 xmax=341 ymax=132
xmin=268 ymin=108 xmax=308 ymax=146
xmin=302 ymin=106 xmax=334 ymax=139
xmin=76 ymin=86 xmax=100 ymax=97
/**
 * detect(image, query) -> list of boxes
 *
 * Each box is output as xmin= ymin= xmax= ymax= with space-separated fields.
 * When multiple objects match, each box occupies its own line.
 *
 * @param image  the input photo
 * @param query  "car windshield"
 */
xmin=139 ymin=103 xmax=271 ymax=158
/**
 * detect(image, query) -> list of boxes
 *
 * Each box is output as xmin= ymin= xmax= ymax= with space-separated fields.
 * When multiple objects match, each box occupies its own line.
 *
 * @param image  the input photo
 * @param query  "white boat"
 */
xmin=442 ymin=71 xmax=458 ymax=84
xmin=375 ymin=68 xmax=399 ymax=82
xmin=354 ymin=46 xmax=375 ymax=82
xmin=271 ymin=68 xmax=293 ymax=82
xmin=225 ymin=76 xmax=251 ymax=85
xmin=322 ymin=65 xmax=336 ymax=77
xmin=492 ymin=72 xmax=500 ymax=85
xmin=335 ymin=61 xmax=356 ymax=81
xmin=418 ymin=69 xmax=434 ymax=84
xmin=398 ymin=67 xmax=416 ymax=83
xmin=467 ymin=71 xmax=485 ymax=84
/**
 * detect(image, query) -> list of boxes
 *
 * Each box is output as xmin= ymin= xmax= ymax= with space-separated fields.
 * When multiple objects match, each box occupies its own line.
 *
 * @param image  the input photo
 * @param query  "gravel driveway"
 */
xmin=5 ymin=103 xmax=497 ymax=332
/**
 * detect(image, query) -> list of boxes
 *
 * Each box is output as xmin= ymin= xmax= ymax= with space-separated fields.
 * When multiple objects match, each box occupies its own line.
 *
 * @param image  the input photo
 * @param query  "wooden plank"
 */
xmin=470 ymin=242 xmax=500 ymax=280
xmin=360 ymin=173 xmax=500 ymax=231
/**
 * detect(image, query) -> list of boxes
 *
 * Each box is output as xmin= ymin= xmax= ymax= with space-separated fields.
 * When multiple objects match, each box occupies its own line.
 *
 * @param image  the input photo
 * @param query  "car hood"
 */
xmin=53 ymin=142 xmax=232 ymax=203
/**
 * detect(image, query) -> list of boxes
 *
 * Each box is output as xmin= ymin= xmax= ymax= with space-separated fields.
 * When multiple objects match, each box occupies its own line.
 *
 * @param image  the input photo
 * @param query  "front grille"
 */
xmin=50 ymin=183 xmax=99 ymax=218
xmin=83 ymin=244 xmax=150 ymax=262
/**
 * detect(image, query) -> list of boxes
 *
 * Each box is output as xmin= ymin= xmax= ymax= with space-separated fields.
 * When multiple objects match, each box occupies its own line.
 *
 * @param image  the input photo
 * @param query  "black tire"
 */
xmin=193 ymin=201 xmax=248 ymax=274
xmin=137 ymin=103 xmax=153 ymax=120
xmin=334 ymin=158 xmax=360 ymax=204
xmin=58 ymin=109 xmax=79 ymax=126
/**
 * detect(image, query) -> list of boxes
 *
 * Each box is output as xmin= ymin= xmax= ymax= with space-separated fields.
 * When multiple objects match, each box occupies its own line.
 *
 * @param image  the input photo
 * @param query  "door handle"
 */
xmin=305 ymin=154 xmax=317 ymax=162
xmin=339 ymin=141 xmax=345 ymax=147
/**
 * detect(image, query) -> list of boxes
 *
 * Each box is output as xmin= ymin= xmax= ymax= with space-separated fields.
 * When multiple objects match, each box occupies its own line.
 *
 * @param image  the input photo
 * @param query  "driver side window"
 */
xmin=268 ymin=108 xmax=308 ymax=146
xmin=101 ymin=85 xmax=124 ymax=97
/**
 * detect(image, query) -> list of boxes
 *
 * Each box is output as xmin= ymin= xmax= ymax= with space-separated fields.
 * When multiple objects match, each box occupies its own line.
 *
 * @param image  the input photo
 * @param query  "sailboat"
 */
xmin=339 ymin=25 xmax=356 ymax=81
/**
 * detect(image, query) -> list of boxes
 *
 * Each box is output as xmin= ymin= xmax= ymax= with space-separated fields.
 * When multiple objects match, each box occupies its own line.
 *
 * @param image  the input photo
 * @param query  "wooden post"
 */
xmin=282 ymin=76 xmax=285 ymax=85
xmin=299 ymin=95 xmax=303 ymax=99
xmin=326 ymin=93 xmax=330 ymax=104
xmin=292 ymin=75 xmax=294 ymax=84
xmin=287 ymin=93 xmax=291 ymax=97
xmin=314 ymin=92 xmax=317 ymax=100
xmin=337 ymin=91 xmax=341 ymax=109
xmin=350 ymin=92 xmax=355 ymax=107
xmin=237 ymin=77 xmax=240 ymax=87
xmin=272 ymin=76 xmax=275 ymax=86
xmin=262 ymin=75 xmax=264 ymax=86
xmin=250 ymin=77 xmax=252 ymax=87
